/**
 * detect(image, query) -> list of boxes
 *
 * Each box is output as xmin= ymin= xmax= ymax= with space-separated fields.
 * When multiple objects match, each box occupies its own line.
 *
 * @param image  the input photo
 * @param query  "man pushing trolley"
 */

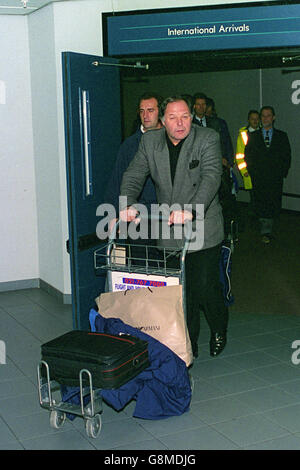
xmin=119 ymin=95 xmax=229 ymax=359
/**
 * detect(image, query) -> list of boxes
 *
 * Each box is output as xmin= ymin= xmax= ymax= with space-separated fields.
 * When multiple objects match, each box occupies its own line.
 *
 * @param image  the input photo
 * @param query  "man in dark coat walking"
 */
xmin=105 ymin=92 xmax=163 ymax=216
xmin=244 ymin=106 xmax=291 ymax=243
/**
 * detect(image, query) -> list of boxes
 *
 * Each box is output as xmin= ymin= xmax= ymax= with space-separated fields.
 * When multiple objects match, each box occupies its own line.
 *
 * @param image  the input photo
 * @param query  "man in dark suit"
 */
xmin=105 ymin=92 xmax=163 ymax=217
xmin=192 ymin=93 xmax=220 ymax=130
xmin=119 ymin=96 xmax=228 ymax=359
xmin=205 ymin=96 xmax=234 ymax=167
xmin=192 ymin=92 xmax=234 ymax=166
xmin=193 ymin=93 xmax=237 ymax=239
xmin=244 ymin=106 xmax=291 ymax=243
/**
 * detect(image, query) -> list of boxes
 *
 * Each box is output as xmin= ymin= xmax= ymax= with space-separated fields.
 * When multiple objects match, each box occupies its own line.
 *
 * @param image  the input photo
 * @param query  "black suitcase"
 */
xmin=41 ymin=330 xmax=150 ymax=389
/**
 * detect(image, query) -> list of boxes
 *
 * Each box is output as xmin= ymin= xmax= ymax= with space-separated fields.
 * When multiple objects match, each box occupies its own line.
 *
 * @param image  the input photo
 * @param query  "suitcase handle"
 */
xmin=133 ymin=357 xmax=141 ymax=367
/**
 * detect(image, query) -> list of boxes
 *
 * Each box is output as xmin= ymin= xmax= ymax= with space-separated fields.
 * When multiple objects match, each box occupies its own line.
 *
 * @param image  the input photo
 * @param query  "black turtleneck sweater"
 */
xmin=166 ymin=132 xmax=186 ymax=184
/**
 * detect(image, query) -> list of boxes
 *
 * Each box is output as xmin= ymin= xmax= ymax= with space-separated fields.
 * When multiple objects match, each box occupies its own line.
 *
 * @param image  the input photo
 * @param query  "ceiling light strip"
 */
xmin=0 ymin=6 xmax=36 ymax=9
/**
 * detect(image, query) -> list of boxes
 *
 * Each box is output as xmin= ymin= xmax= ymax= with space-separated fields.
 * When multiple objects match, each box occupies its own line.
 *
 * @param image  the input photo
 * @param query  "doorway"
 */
xmin=118 ymin=58 xmax=300 ymax=319
xmin=119 ymin=59 xmax=300 ymax=211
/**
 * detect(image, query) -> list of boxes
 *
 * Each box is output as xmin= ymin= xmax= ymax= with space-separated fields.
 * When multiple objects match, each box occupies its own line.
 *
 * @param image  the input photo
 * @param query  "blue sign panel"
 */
xmin=105 ymin=4 xmax=300 ymax=56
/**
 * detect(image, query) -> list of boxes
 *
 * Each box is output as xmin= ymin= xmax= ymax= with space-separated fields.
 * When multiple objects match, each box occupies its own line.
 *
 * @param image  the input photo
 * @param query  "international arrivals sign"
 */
xmin=103 ymin=4 xmax=300 ymax=56
xmin=167 ymin=23 xmax=250 ymax=37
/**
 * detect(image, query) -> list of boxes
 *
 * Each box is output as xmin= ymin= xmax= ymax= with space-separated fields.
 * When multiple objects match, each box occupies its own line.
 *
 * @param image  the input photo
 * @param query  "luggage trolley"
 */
xmin=38 ymin=360 xmax=103 ymax=439
xmin=37 ymin=218 xmax=193 ymax=439
xmin=94 ymin=217 xmax=193 ymax=318
xmin=94 ymin=217 xmax=194 ymax=388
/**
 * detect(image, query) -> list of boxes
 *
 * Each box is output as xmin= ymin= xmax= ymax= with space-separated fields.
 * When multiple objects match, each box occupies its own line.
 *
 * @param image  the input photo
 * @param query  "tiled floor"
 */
xmin=1 ymin=287 xmax=300 ymax=450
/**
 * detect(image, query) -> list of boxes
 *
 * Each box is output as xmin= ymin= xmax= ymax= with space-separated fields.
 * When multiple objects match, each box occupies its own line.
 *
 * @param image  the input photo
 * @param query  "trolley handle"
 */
xmin=108 ymin=212 xmax=192 ymax=241
xmin=106 ymin=212 xmax=192 ymax=265
xmin=108 ymin=212 xmax=167 ymax=241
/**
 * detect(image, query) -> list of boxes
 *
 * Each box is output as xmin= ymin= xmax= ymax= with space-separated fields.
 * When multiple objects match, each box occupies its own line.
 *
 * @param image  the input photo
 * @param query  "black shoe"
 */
xmin=210 ymin=332 xmax=227 ymax=357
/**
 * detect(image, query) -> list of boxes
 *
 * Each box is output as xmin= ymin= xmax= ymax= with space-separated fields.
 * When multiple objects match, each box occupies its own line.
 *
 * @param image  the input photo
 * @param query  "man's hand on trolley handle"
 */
xmin=119 ymin=207 xmax=193 ymax=226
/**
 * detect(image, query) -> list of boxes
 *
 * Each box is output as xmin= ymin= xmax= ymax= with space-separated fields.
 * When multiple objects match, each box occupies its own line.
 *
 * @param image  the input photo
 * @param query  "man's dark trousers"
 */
xmin=185 ymin=244 xmax=229 ymax=354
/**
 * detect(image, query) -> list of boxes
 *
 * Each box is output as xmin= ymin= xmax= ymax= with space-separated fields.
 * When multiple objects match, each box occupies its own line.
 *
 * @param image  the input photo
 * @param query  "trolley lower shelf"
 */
xmin=38 ymin=360 xmax=103 ymax=439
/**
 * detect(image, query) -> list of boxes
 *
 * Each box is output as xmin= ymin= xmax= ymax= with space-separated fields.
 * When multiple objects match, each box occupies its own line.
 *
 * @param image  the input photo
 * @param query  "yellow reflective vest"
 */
xmin=235 ymin=126 xmax=253 ymax=190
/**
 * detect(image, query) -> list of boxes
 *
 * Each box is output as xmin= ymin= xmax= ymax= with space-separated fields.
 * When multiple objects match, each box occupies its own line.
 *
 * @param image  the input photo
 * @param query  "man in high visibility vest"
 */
xmin=235 ymin=110 xmax=260 ymax=190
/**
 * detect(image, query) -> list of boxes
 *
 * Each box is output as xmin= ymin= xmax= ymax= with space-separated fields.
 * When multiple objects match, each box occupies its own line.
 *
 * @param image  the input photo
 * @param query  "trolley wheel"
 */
xmin=85 ymin=414 xmax=102 ymax=439
xmin=49 ymin=409 xmax=66 ymax=429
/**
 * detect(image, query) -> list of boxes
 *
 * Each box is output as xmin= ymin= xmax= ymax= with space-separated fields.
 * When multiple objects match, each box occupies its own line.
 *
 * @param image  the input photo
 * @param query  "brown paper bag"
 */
xmin=95 ymin=285 xmax=193 ymax=367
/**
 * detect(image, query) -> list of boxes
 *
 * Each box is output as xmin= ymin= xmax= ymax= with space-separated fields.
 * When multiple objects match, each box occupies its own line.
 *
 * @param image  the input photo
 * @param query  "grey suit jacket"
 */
xmin=120 ymin=124 xmax=224 ymax=251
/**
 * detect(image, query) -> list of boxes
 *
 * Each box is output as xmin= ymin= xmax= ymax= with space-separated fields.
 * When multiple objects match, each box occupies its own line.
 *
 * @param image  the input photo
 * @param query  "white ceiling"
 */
xmin=0 ymin=0 xmax=67 ymax=15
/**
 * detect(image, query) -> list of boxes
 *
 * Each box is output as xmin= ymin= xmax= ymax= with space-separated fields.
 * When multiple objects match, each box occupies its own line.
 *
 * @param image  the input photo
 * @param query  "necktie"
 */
xmin=199 ymin=119 xmax=203 ymax=127
xmin=265 ymin=130 xmax=270 ymax=148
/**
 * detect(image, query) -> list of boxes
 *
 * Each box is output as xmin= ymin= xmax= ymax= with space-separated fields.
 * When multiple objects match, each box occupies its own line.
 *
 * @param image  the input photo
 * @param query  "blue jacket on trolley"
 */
xmin=61 ymin=310 xmax=192 ymax=420
xmin=90 ymin=310 xmax=192 ymax=420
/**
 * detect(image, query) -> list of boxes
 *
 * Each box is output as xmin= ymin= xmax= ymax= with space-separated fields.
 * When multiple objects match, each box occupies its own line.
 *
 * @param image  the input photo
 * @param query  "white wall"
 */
xmin=27 ymin=0 xmax=115 ymax=296
xmin=0 ymin=15 xmax=38 ymax=285
xmin=27 ymin=0 xmax=119 ymax=296
xmin=28 ymin=5 xmax=65 ymax=293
